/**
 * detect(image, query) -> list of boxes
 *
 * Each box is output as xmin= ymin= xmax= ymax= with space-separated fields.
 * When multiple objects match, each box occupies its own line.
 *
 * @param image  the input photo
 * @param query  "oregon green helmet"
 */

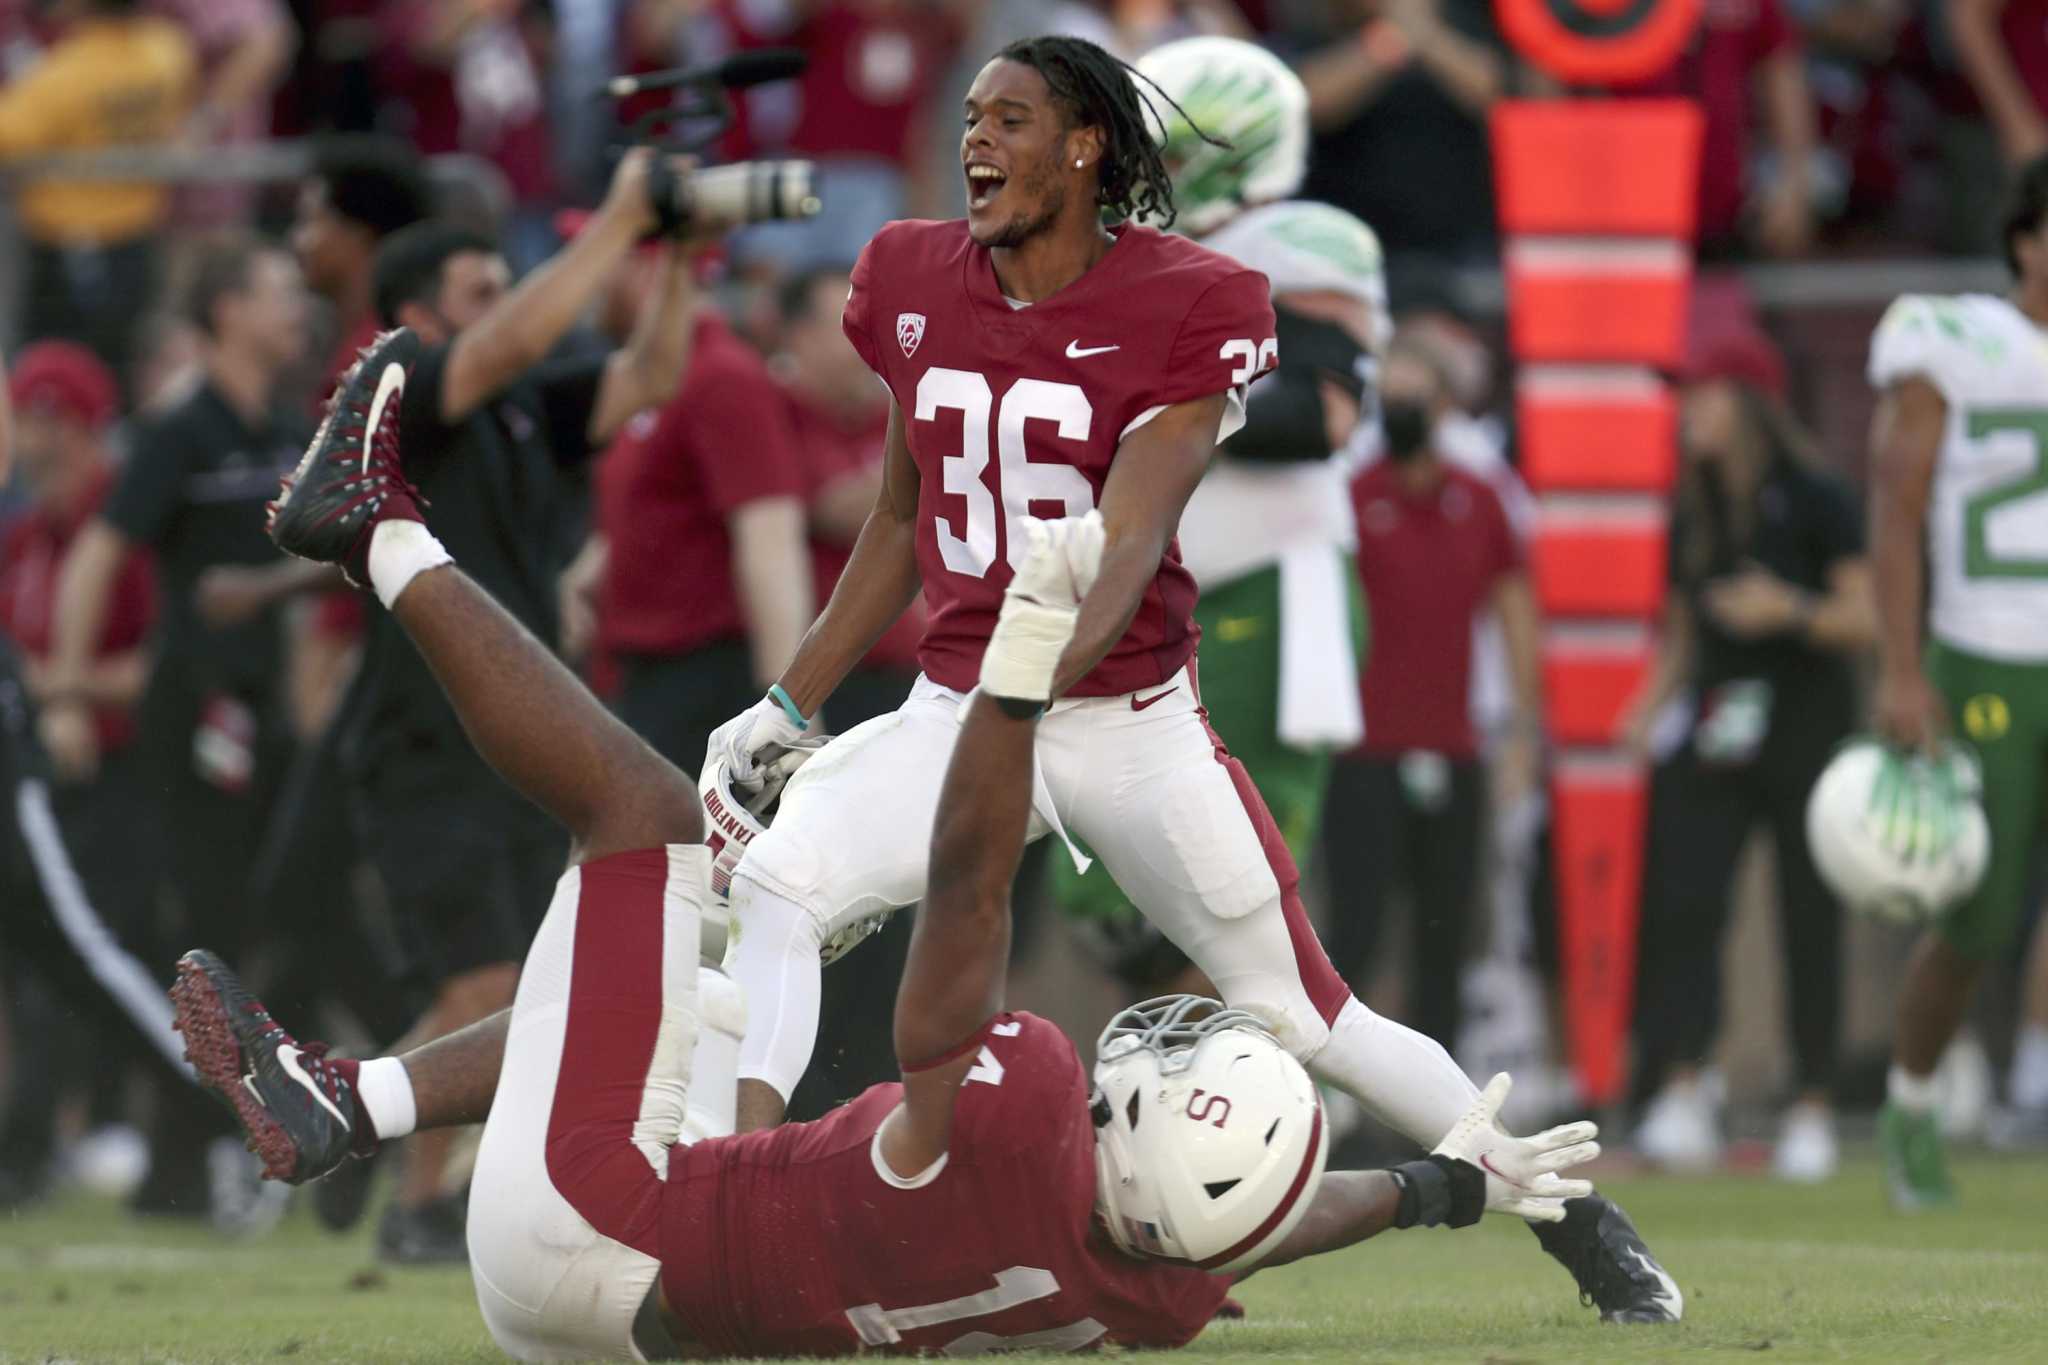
xmin=1137 ymin=36 xmax=1310 ymax=237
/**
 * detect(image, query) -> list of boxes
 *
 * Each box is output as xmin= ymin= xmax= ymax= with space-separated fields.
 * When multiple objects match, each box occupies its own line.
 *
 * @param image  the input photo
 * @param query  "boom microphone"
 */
xmin=605 ymin=48 xmax=807 ymax=100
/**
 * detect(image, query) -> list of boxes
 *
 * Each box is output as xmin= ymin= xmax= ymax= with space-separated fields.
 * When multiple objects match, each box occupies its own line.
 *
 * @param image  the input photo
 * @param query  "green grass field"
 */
xmin=2 ymin=1154 xmax=2045 ymax=1363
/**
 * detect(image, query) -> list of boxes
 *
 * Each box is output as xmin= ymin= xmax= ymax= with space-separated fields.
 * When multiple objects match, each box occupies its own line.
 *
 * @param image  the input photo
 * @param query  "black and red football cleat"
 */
xmin=171 ymin=949 xmax=364 ymax=1185
xmin=267 ymin=326 xmax=424 ymax=587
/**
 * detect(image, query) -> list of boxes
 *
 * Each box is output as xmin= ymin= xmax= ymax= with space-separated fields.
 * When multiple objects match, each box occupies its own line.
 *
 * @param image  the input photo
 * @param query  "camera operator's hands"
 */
xmin=601 ymin=147 xmax=714 ymax=244
xmin=599 ymin=146 xmax=663 ymax=239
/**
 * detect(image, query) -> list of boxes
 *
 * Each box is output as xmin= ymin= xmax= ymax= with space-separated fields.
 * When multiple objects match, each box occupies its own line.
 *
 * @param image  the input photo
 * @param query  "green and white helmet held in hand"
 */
xmin=1137 ymin=36 xmax=1310 ymax=237
xmin=1805 ymin=737 xmax=1991 ymax=924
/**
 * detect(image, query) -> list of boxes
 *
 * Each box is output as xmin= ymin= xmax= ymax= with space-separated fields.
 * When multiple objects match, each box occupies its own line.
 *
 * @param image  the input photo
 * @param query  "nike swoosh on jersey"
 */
xmin=1130 ymin=687 xmax=1177 ymax=711
xmin=360 ymin=360 xmax=408 ymax=474
xmin=278 ymin=1044 xmax=350 ymax=1129
xmin=1065 ymin=341 xmax=1120 ymax=358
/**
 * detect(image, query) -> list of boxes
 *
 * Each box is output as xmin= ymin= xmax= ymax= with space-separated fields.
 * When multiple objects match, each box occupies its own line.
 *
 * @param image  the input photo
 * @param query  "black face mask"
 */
xmin=1380 ymin=400 xmax=1433 ymax=461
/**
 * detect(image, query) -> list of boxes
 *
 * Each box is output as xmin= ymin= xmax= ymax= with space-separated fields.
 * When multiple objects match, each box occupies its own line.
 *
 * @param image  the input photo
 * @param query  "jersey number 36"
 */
xmin=914 ymin=340 xmax=1269 ymax=582
xmin=917 ymin=367 xmax=1097 ymax=580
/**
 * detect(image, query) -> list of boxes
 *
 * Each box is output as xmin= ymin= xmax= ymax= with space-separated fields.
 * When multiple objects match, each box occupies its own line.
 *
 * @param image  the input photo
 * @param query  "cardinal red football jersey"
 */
xmin=659 ymin=1011 xmax=1228 ymax=1356
xmin=842 ymin=219 xmax=1276 ymax=696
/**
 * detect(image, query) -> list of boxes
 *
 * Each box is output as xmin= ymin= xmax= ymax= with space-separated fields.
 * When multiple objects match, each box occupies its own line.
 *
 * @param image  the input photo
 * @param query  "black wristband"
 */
xmin=991 ymin=695 xmax=1046 ymax=720
xmin=1390 ymin=1154 xmax=1486 ymax=1229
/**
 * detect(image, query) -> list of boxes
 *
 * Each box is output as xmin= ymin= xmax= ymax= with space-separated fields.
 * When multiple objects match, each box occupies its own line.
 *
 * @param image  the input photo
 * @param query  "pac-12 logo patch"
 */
xmin=897 ymin=311 xmax=927 ymax=358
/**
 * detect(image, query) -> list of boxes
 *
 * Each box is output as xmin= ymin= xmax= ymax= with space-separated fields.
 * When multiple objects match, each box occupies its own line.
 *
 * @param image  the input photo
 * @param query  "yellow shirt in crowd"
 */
xmin=0 ymin=17 xmax=197 ymax=246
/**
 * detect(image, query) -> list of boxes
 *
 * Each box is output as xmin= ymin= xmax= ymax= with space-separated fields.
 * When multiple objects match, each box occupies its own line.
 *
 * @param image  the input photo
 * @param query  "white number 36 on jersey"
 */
xmin=1219 ymin=337 xmax=1278 ymax=385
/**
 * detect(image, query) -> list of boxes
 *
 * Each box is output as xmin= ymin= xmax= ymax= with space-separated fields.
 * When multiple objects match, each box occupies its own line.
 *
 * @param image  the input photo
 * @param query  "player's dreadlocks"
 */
xmin=996 ymin=34 xmax=1229 ymax=229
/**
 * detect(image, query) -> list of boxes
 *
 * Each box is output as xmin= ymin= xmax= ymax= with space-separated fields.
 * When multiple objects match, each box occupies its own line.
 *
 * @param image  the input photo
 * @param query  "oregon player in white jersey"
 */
xmin=1867 ymin=156 xmax=2048 ymax=1209
xmin=1052 ymin=37 xmax=1379 ymax=989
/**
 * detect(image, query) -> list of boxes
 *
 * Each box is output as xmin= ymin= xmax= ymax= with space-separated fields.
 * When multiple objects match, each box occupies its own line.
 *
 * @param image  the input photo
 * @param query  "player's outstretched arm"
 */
xmin=1249 ymin=1075 xmax=1600 ymax=1274
xmin=881 ymin=515 xmax=1103 ymax=1179
xmin=1051 ymin=393 xmax=1225 ymax=696
xmin=1868 ymin=377 xmax=1946 ymax=749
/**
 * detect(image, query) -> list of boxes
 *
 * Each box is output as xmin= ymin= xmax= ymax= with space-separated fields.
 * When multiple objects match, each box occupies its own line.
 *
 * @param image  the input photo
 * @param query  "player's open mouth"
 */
xmin=966 ymin=163 xmax=1007 ymax=210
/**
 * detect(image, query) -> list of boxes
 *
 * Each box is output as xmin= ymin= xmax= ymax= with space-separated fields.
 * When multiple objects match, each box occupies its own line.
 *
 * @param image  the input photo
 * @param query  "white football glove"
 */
xmin=1432 ymin=1073 xmax=1600 ymax=1223
xmin=979 ymin=512 xmax=1106 ymax=703
xmin=702 ymin=693 xmax=824 ymax=804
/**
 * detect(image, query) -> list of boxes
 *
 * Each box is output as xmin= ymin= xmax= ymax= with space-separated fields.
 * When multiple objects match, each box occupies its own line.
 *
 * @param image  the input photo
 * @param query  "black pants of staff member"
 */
xmin=137 ymin=676 xmax=296 ymax=962
xmin=1632 ymin=744 xmax=1843 ymax=1101
xmin=349 ymin=737 xmax=566 ymax=1002
xmin=1322 ymin=754 xmax=1483 ymax=1052
xmin=0 ymin=649 xmax=218 ymax=1207
xmin=250 ymin=712 xmax=418 ymax=1042
xmin=618 ymin=642 xmax=757 ymax=779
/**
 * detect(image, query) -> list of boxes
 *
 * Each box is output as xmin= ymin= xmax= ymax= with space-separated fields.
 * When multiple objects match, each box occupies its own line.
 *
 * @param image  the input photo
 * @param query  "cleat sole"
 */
xmin=170 ymin=953 xmax=302 ymax=1184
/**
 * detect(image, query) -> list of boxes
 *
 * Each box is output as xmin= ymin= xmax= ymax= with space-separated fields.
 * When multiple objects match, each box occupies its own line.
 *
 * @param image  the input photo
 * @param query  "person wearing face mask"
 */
xmin=1620 ymin=331 xmax=1875 ymax=1184
xmin=1324 ymin=332 xmax=1544 ymax=1056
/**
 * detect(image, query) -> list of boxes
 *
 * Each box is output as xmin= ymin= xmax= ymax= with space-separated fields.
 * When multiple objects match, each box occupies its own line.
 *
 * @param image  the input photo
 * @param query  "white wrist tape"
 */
xmin=979 ymin=595 xmax=1078 ymax=703
xmin=355 ymin=1056 xmax=418 ymax=1141
xmin=368 ymin=519 xmax=454 ymax=609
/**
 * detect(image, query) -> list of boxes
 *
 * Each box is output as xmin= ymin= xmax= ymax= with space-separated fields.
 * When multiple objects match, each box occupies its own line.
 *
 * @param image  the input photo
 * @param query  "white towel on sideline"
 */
xmin=1276 ymin=544 xmax=1363 ymax=752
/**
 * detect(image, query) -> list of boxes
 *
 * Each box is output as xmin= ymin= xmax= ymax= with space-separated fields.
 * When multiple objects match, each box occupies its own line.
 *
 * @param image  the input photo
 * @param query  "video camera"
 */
xmin=606 ymin=48 xmax=823 ymax=239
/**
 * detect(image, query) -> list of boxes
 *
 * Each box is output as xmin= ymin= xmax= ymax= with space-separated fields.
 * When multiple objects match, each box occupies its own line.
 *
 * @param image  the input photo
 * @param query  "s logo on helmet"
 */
xmin=1187 ymin=1089 xmax=1233 ymax=1129
xmin=897 ymin=312 xmax=927 ymax=358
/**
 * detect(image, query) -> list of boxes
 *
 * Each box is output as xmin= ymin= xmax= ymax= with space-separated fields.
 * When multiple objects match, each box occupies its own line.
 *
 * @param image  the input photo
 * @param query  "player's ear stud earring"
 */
xmin=1075 ymin=159 xmax=1084 ymax=168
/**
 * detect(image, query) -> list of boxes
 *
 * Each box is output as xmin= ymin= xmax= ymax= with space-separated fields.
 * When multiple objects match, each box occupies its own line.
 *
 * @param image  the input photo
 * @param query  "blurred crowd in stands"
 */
xmin=3 ymin=0 xmax=2048 ymax=1237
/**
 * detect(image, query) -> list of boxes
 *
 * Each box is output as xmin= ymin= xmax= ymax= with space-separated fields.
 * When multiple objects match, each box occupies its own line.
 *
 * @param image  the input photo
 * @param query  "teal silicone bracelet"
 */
xmin=767 ymin=683 xmax=808 ymax=731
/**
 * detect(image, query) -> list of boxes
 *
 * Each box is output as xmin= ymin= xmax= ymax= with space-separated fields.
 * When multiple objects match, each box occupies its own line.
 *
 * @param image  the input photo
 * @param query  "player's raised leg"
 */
xmin=252 ymin=328 xmax=712 ymax=1356
xmin=267 ymin=327 xmax=705 ymax=863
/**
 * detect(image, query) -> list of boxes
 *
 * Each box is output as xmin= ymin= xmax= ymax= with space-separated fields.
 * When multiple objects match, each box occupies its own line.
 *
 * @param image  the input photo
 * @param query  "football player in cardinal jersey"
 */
xmin=704 ymin=34 xmax=1683 ymax=1322
xmin=1051 ymin=36 xmax=1379 ymax=999
xmin=176 ymin=364 xmax=1606 ymax=1354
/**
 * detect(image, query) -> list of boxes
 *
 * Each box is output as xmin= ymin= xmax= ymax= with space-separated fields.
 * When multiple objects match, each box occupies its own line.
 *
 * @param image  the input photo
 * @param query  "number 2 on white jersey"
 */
xmin=915 ymin=367 xmax=1096 ymax=578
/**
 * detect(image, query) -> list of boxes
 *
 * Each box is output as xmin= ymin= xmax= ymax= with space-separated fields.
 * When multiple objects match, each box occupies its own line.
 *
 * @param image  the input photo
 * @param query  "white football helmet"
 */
xmin=1091 ymin=996 xmax=1327 ymax=1273
xmin=1136 ymin=37 xmax=1311 ymax=237
xmin=1806 ymin=738 xmax=1990 ymax=924
xmin=698 ymin=754 xmax=883 ymax=964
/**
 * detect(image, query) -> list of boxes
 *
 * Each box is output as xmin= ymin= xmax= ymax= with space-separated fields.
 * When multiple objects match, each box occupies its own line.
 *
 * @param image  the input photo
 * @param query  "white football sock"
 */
xmin=727 ymin=874 xmax=826 ymax=1102
xmin=2010 ymin=1024 xmax=2048 ymax=1110
xmin=683 ymin=967 xmax=747 ymax=1144
xmin=1309 ymin=996 xmax=1483 ymax=1147
xmin=1888 ymin=1063 xmax=1941 ymax=1113
xmin=367 ymin=519 xmax=452 ymax=609
xmin=357 ymin=1056 xmax=418 ymax=1142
